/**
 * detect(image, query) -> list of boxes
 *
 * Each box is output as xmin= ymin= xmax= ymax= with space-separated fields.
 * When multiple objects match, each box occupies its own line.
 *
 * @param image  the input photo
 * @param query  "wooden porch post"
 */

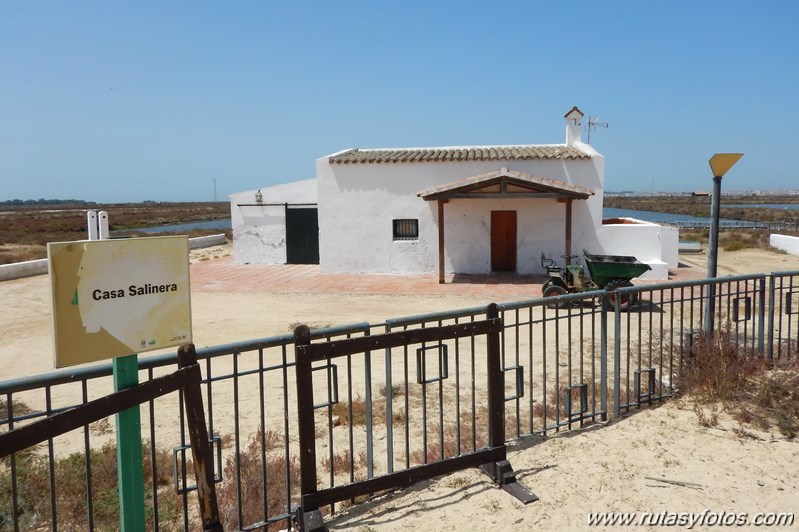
xmin=438 ymin=200 xmax=446 ymax=284
xmin=564 ymin=199 xmax=573 ymax=264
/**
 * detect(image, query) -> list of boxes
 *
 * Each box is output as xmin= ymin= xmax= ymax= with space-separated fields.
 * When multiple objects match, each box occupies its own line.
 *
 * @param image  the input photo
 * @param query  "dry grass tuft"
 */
xmin=0 ymin=439 xmax=182 ymax=530
xmin=678 ymin=328 xmax=799 ymax=438
xmin=216 ymin=431 xmax=300 ymax=531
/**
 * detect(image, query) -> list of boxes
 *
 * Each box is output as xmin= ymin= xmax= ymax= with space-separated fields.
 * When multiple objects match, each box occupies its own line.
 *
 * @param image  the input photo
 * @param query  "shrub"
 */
xmin=216 ymin=431 xmax=300 ymax=532
xmin=678 ymin=330 xmax=765 ymax=402
xmin=379 ymin=383 xmax=404 ymax=398
xmin=677 ymin=328 xmax=799 ymax=438
xmin=332 ymin=396 xmax=368 ymax=426
xmin=0 ymin=440 xmax=183 ymax=531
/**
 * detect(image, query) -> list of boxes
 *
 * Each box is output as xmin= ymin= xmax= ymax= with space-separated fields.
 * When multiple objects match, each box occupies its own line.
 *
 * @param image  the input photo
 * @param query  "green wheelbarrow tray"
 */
xmin=582 ymin=250 xmax=652 ymax=289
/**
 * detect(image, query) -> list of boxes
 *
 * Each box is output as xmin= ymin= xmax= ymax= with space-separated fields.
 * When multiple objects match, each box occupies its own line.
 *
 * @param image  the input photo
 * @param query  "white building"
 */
xmin=230 ymin=178 xmax=318 ymax=265
xmin=231 ymin=107 xmax=673 ymax=280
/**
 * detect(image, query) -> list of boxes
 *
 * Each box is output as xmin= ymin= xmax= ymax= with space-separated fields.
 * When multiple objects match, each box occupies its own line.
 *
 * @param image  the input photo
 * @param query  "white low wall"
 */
xmin=598 ymin=219 xmax=678 ymax=280
xmin=189 ymin=233 xmax=227 ymax=250
xmin=770 ymin=234 xmax=799 ymax=256
xmin=0 ymin=259 xmax=48 ymax=281
xmin=0 ymin=234 xmax=228 ymax=282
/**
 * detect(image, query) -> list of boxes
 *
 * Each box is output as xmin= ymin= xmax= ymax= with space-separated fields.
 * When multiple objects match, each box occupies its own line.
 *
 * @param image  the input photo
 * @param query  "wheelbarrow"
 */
xmin=540 ymin=250 xmax=651 ymax=310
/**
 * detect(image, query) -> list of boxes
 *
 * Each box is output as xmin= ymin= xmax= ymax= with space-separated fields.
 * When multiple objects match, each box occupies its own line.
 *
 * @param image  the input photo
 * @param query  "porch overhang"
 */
xmin=416 ymin=168 xmax=595 ymax=201
xmin=418 ymin=168 xmax=595 ymax=284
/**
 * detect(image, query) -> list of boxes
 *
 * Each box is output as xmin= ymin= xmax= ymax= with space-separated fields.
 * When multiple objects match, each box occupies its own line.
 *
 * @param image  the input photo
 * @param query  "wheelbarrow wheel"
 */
xmin=543 ymin=284 xmax=569 ymax=309
xmin=603 ymin=279 xmax=635 ymax=311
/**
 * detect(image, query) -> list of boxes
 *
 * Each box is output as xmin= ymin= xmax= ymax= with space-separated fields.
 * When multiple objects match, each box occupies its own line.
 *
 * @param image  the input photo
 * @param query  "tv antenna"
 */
xmin=586 ymin=115 xmax=608 ymax=144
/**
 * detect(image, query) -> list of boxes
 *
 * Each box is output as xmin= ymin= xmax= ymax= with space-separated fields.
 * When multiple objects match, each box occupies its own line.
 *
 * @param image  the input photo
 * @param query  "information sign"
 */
xmin=48 ymin=236 xmax=192 ymax=367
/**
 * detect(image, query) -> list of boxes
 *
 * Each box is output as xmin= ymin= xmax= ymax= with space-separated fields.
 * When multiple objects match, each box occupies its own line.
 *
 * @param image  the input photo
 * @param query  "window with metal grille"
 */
xmin=392 ymin=219 xmax=419 ymax=240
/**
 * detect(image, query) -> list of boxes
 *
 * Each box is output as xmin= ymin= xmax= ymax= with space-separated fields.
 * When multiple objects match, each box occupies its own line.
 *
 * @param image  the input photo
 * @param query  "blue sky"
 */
xmin=1 ymin=1 xmax=797 ymax=203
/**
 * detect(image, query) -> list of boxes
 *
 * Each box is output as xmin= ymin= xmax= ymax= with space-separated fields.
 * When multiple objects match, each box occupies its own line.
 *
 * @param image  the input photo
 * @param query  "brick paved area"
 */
xmin=190 ymin=256 xmax=548 ymax=297
xmin=190 ymin=256 xmax=704 ymax=298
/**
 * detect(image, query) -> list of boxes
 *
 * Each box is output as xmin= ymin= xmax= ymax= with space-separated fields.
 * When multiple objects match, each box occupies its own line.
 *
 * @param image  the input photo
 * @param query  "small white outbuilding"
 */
xmin=230 ymin=178 xmax=318 ymax=265
xmin=231 ymin=107 xmax=673 ymax=280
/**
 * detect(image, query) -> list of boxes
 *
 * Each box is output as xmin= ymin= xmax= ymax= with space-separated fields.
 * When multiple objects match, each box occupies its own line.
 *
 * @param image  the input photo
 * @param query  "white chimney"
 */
xmin=564 ymin=106 xmax=584 ymax=146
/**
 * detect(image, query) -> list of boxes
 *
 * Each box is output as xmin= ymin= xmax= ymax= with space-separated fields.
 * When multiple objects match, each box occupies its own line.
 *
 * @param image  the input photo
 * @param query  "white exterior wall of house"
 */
xmin=230 ymin=178 xmax=317 ymax=264
xmin=598 ymin=219 xmax=678 ymax=280
xmin=316 ymin=141 xmax=606 ymax=275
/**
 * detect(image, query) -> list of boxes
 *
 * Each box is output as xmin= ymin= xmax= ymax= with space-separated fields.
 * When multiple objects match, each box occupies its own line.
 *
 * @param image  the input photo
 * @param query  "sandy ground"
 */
xmin=675 ymin=248 xmax=799 ymax=278
xmin=1 ymin=244 xmax=798 ymax=530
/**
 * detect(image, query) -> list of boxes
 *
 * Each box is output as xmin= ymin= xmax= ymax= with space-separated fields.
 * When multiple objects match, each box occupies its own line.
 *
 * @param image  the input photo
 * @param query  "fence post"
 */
xmin=485 ymin=303 xmax=504 ymax=448
xmin=600 ymin=304 xmax=608 ymax=421
xmin=767 ymin=275 xmax=776 ymax=360
xmin=757 ymin=277 xmax=766 ymax=355
xmin=481 ymin=303 xmax=538 ymax=504
xmin=704 ymin=281 xmax=717 ymax=335
xmin=294 ymin=325 xmax=326 ymax=531
xmin=613 ymin=301 xmax=622 ymax=419
xmin=363 ymin=328 xmax=374 ymax=480
xmin=177 ymin=344 xmax=223 ymax=532
xmin=384 ymin=322 xmax=394 ymax=475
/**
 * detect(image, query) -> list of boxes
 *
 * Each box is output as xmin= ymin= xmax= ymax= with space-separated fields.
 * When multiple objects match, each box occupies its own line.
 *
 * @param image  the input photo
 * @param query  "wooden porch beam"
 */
xmin=565 ymin=198 xmax=573 ymax=264
xmin=438 ymin=200 xmax=446 ymax=284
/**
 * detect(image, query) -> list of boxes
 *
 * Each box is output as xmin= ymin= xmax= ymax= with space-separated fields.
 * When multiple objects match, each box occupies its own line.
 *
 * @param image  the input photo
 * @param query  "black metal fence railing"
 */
xmin=1 ymin=271 xmax=798 ymax=530
xmin=292 ymin=304 xmax=536 ymax=530
xmin=0 ymin=345 xmax=223 ymax=531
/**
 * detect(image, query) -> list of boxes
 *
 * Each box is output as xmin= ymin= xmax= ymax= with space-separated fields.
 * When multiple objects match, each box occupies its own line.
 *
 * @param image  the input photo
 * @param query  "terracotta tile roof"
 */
xmin=329 ymin=145 xmax=590 ymax=164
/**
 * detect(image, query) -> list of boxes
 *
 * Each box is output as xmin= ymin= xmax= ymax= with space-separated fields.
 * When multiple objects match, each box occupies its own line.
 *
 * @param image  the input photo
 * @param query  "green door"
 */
xmin=286 ymin=207 xmax=319 ymax=264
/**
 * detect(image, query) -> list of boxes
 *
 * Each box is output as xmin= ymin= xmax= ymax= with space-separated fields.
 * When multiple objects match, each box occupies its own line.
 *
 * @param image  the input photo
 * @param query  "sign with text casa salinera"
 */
xmin=48 ymin=236 xmax=192 ymax=368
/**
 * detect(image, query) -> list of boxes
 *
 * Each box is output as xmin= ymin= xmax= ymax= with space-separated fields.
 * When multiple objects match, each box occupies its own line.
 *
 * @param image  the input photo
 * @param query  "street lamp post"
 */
xmin=704 ymin=153 xmax=743 ymax=334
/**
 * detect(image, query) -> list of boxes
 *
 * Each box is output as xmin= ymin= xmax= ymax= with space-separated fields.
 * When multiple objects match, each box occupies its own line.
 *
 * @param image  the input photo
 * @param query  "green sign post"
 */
xmin=113 ymin=353 xmax=146 ymax=530
xmin=48 ymin=212 xmax=193 ymax=531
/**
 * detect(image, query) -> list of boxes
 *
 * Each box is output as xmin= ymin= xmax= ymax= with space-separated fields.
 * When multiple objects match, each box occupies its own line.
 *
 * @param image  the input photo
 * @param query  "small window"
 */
xmin=393 ymin=219 xmax=419 ymax=241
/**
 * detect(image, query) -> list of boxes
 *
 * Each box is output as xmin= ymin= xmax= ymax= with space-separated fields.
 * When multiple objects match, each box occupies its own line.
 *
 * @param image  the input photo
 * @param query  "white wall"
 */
xmin=598 ymin=218 xmax=677 ymax=280
xmin=661 ymin=225 xmax=679 ymax=268
xmin=316 ymin=149 xmax=605 ymax=275
xmin=0 ymin=259 xmax=48 ymax=281
xmin=770 ymin=234 xmax=799 ymax=256
xmin=230 ymin=178 xmax=317 ymax=264
xmin=0 ymin=235 xmax=228 ymax=281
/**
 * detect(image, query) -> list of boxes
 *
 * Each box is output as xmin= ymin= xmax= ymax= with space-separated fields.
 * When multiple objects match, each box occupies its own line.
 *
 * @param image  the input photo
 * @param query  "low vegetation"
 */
xmin=216 ymin=430 xmax=300 ymax=531
xmin=677 ymin=328 xmax=799 ymax=439
xmin=0 ymin=435 xmax=184 ymax=530
xmin=605 ymin=194 xmax=799 ymax=226
xmin=680 ymin=228 xmax=778 ymax=252
xmin=0 ymin=202 xmax=231 ymax=264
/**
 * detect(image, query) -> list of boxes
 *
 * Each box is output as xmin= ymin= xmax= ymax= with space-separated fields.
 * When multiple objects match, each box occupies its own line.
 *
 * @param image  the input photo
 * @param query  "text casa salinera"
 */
xmin=93 ymin=283 xmax=178 ymax=300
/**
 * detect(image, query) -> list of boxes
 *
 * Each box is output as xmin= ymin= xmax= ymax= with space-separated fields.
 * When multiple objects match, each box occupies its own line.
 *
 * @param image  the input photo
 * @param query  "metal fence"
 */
xmin=1 ymin=271 xmax=798 ymax=531
xmin=651 ymin=220 xmax=799 ymax=231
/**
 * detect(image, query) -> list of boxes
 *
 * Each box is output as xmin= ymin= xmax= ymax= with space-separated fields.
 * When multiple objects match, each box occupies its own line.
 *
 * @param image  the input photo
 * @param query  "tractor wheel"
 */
xmin=603 ymin=279 xmax=635 ymax=311
xmin=543 ymin=284 xmax=569 ymax=309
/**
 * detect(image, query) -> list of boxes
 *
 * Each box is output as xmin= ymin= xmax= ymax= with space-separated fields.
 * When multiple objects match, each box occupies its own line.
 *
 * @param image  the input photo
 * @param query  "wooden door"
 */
xmin=491 ymin=210 xmax=517 ymax=272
